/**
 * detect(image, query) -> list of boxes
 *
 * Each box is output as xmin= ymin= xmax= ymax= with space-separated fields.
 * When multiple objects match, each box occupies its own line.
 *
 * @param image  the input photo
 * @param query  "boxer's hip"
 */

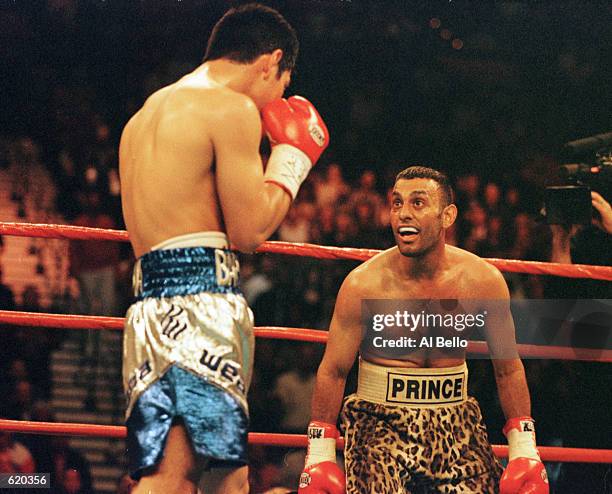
xmin=342 ymin=360 xmax=501 ymax=488
xmin=356 ymin=358 xmax=468 ymax=407
xmin=122 ymin=232 xmax=254 ymax=420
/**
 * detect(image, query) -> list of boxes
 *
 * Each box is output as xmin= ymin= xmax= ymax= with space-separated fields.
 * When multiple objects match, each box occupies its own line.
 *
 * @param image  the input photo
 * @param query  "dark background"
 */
xmin=0 ymin=1 xmax=611 ymax=492
xmin=2 ymin=0 xmax=611 ymax=184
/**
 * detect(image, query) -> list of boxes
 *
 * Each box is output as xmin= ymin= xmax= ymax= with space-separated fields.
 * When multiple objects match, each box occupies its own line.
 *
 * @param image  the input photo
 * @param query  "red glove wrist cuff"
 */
xmin=305 ymin=421 xmax=339 ymax=467
xmin=503 ymin=416 xmax=535 ymax=436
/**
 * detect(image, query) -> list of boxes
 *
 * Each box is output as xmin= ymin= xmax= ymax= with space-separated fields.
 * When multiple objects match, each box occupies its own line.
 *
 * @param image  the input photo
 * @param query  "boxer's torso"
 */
xmin=356 ymin=245 xmax=489 ymax=368
xmin=119 ymin=68 xmax=239 ymax=257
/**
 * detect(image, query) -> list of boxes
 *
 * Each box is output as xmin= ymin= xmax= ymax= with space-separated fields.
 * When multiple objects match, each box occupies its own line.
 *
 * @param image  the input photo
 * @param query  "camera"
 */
xmin=544 ymin=131 xmax=612 ymax=225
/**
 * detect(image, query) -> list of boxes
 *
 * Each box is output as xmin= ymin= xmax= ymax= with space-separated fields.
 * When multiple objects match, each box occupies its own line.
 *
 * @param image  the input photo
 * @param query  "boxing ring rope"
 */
xmin=0 ymin=220 xmax=610 ymax=468
xmin=0 ymin=310 xmax=610 ymax=363
xmin=1 ymin=221 xmax=612 ymax=281
xmin=0 ymin=419 xmax=610 ymax=464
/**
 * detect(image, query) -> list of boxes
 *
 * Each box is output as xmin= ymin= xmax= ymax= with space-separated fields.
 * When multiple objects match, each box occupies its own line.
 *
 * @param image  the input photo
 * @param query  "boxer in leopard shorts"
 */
xmin=298 ymin=167 xmax=548 ymax=494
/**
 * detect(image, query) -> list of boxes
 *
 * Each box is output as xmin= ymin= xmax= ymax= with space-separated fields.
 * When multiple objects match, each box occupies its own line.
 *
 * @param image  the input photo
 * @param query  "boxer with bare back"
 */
xmin=119 ymin=4 xmax=328 ymax=493
xmin=300 ymin=167 xmax=548 ymax=494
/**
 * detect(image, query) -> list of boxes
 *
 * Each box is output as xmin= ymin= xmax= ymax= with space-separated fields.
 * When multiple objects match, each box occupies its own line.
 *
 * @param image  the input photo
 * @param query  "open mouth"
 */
xmin=398 ymin=226 xmax=420 ymax=238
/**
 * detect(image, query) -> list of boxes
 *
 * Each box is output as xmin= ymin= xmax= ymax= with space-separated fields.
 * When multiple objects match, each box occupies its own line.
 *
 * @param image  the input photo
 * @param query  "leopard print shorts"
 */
xmin=340 ymin=394 xmax=503 ymax=493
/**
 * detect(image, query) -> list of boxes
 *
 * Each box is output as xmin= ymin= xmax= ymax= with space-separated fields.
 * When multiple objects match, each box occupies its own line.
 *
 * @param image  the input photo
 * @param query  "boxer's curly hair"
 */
xmin=203 ymin=3 xmax=299 ymax=75
xmin=395 ymin=166 xmax=455 ymax=207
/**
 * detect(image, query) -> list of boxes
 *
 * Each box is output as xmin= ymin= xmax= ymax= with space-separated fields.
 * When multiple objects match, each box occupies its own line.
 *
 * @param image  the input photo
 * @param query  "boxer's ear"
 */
xmin=260 ymin=49 xmax=283 ymax=80
xmin=442 ymin=203 xmax=457 ymax=229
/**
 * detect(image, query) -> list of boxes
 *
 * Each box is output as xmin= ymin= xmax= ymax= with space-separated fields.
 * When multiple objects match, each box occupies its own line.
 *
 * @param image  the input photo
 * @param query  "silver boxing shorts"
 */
xmin=122 ymin=242 xmax=254 ymax=478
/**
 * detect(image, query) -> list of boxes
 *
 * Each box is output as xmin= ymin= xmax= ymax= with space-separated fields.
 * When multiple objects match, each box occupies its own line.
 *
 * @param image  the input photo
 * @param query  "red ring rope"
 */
xmin=1 ymin=221 xmax=611 ymax=280
xmin=0 ymin=222 xmax=609 ymax=469
xmin=0 ymin=310 xmax=610 ymax=362
xmin=0 ymin=419 xmax=608 ymax=464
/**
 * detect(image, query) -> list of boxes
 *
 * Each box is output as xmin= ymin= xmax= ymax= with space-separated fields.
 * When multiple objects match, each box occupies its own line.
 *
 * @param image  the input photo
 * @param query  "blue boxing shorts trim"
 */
xmin=122 ymin=235 xmax=254 ymax=479
xmin=126 ymin=365 xmax=248 ymax=478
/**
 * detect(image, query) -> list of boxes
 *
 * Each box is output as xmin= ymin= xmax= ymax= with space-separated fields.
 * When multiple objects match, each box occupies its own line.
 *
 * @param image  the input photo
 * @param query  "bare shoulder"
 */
xmin=207 ymin=88 xmax=259 ymax=121
xmin=340 ymin=247 xmax=396 ymax=298
xmin=447 ymin=245 xmax=509 ymax=297
xmin=141 ymin=82 xmax=260 ymax=131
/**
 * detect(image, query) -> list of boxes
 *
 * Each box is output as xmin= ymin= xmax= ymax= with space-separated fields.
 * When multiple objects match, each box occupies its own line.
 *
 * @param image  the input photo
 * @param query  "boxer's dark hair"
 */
xmin=395 ymin=166 xmax=455 ymax=206
xmin=203 ymin=3 xmax=298 ymax=75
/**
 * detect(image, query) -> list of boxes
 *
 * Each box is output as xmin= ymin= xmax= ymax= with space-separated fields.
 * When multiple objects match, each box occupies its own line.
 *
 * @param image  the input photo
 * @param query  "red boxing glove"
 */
xmin=299 ymin=462 xmax=345 ymax=494
xmin=500 ymin=417 xmax=549 ymax=494
xmin=298 ymin=421 xmax=345 ymax=494
xmin=261 ymin=96 xmax=329 ymax=199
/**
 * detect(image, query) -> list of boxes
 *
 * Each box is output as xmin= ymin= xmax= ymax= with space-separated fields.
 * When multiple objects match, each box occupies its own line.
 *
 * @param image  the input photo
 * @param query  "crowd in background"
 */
xmin=1 ymin=133 xmax=610 ymax=492
xmin=0 ymin=1 xmax=611 ymax=493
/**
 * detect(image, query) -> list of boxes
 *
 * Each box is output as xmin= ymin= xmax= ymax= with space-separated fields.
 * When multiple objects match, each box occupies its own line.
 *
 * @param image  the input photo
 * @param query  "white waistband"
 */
xmin=357 ymin=359 xmax=468 ymax=408
xmin=151 ymin=232 xmax=229 ymax=251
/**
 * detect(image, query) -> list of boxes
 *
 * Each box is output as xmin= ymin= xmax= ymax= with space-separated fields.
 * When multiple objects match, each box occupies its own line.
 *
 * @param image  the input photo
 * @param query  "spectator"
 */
xmin=69 ymin=190 xmax=120 ymax=316
xmin=548 ymin=191 xmax=612 ymax=298
xmin=508 ymin=212 xmax=535 ymax=260
xmin=241 ymin=256 xmax=275 ymax=307
xmin=1 ymin=379 xmax=38 ymax=421
xmin=272 ymin=344 xmax=320 ymax=434
xmin=117 ymin=473 xmax=136 ymax=494
xmin=16 ymin=285 xmax=57 ymax=399
xmin=482 ymin=182 xmax=502 ymax=216
xmin=455 ymin=173 xmax=481 ymax=206
xmin=502 ymin=185 xmax=523 ymax=224
xmin=311 ymin=205 xmax=336 ymax=245
xmin=295 ymin=266 xmax=325 ymax=328
xmin=277 ymin=203 xmax=312 ymax=244
xmin=60 ymin=468 xmax=92 ymax=494
xmin=348 ymin=170 xmax=384 ymax=220
xmin=462 ymin=203 xmax=488 ymax=255
xmin=48 ymin=436 xmax=93 ymax=494
xmin=481 ymin=215 xmax=508 ymax=258
xmin=69 ymin=190 xmax=120 ymax=410
xmin=351 ymin=200 xmax=386 ymax=248
xmin=314 ymin=163 xmax=350 ymax=208
xmin=0 ymin=431 xmax=36 ymax=473
xmin=332 ymin=211 xmax=357 ymax=247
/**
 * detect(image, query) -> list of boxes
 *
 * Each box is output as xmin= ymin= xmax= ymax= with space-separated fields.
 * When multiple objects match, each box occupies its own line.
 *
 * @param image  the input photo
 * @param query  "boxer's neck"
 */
xmin=396 ymin=240 xmax=447 ymax=280
xmin=197 ymin=61 xmax=258 ymax=95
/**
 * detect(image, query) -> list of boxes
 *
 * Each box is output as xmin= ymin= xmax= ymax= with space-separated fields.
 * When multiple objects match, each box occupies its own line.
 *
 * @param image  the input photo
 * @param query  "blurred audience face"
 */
xmin=95 ymin=122 xmax=110 ymax=142
xmin=318 ymin=206 xmax=335 ymax=231
xmin=506 ymin=187 xmax=520 ymax=207
xmin=514 ymin=213 xmax=531 ymax=239
xmin=326 ymin=163 xmax=343 ymax=182
xmin=359 ymin=170 xmax=376 ymax=189
xmin=335 ymin=212 xmax=353 ymax=234
xmin=484 ymin=183 xmax=501 ymax=208
xmin=466 ymin=204 xmax=487 ymax=228
xmin=355 ymin=201 xmax=375 ymax=225
xmin=14 ymin=380 xmax=33 ymax=407
xmin=297 ymin=201 xmax=316 ymax=222
xmin=62 ymin=469 xmax=82 ymax=494
xmin=0 ymin=432 xmax=11 ymax=450
xmin=488 ymin=216 xmax=503 ymax=237
xmin=457 ymin=174 xmax=480 ymax=199
xmin=8 ymin=359 xmax=29 ymax=381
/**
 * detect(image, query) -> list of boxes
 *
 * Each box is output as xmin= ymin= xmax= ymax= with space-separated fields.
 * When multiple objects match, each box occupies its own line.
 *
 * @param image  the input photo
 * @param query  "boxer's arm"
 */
xmin=311 ymin=273 xmax=362 ymax=424
xmin=213 ymin=94 xmax=291 ymax=252
xmin=478 ymin=264 xmax=531 ymax=419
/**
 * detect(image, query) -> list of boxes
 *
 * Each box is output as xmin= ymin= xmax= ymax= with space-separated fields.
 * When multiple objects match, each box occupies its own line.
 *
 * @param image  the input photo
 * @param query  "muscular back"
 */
xmin=119 ymin=73 xmax=229 ymax=257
